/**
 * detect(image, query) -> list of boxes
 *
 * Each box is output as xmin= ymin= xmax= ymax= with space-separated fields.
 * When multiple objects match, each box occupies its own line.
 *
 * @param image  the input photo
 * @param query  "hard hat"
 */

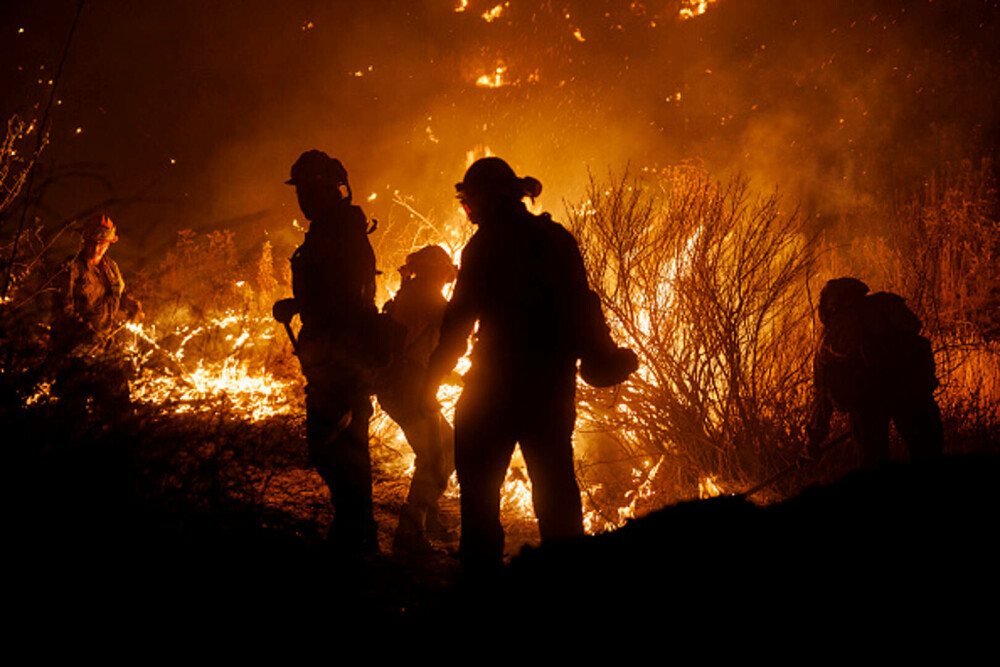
xmin=286 ymin=150 xmax=350 ymax=188
xmin=818 ymin=277 xmax=870 ymax=326
xmin=402 ymin=245 xmax=457 ymax=283
xmin=79 ymin=213 xmax=118 ymax=243
xmin=455 ymin=157 xmax=542 ymax=201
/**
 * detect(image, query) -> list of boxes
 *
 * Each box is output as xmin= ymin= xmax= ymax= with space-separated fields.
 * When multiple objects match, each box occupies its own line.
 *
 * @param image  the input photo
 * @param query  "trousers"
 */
xmin=304 ymin=366 xmax=377 ymax=552
xmin=453 ymin=374 xmax=584 ymax=573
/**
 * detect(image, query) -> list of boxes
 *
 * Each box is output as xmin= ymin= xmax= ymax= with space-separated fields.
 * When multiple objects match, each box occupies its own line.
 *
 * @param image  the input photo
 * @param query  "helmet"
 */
xmin=286 ymin=150 xmax=351 ymax=194
xmin=401 ymin=245 xmax=457 ymax=283
xmin=818 ymin=277 xmax=870 ymax=326
xmin=455 ymin=157 xmax=542 ymax=201
xmin=79 ymin=213 xmax=118 ymax=243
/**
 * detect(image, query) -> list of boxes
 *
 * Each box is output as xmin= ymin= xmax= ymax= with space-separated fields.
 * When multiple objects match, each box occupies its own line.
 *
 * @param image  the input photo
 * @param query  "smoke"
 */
xmin=3 ymin=0 xmax=998 ymax=270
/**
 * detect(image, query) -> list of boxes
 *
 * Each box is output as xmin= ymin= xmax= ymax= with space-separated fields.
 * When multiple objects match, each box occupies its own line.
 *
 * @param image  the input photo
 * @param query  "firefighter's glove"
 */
xmin=272 ymin=298 xmax=299 ymax=325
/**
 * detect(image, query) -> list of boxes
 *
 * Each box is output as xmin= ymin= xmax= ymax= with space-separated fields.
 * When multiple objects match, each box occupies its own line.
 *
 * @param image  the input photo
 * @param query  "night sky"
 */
xmin=3 ymin=0 xmax=998 ymax=274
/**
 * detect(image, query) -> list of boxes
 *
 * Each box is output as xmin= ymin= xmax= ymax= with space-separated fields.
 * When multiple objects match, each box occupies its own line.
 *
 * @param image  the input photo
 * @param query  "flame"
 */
xmin=465 ymin=145 xmax=494 ymax=166
xmin=501 ymin=462 xmax=536 ymax=520
xmin=679 ymin=0 xmax=719 ymax=20
xmin=482 ymin=3 xmax=510 ymax=23
xmin=125 ymin=313 xmax=298 ymax=422
xmin=476 ymin=66 xmax=508 ymax=88
xmin=437 ymin=447 xmax=535 ymax=524
xmin=698 ymin=475 xmax=724 ymax=498
xmin=25 ymin=381 xmax=52 ymax=406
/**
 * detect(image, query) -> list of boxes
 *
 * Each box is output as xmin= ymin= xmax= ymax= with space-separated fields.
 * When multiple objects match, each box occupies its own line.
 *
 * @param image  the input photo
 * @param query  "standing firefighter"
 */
xmin=808 ymin=277 xmax=945 ymax=469
xmin=51 ymin=213 xmax=143 ymax=417
xmin=425 ymin=157 xmax=637 ymax=574
xmin=378 ymin=245 xmax=458 ymax=553
xmin=273 ymin=150 xmax=382 ymax=556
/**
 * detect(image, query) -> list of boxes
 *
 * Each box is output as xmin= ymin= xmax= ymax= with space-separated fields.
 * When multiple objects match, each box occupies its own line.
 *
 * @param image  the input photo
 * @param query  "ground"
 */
xmin=8 ymin=402 xmax=549 ymax=622
xmin=11 ymin=397 xmax=997 ymax=630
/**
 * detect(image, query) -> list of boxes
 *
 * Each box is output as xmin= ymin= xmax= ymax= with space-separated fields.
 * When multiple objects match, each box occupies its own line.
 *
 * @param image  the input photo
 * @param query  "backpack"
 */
xmin=819 ymin=291 xmax=937 ymax=410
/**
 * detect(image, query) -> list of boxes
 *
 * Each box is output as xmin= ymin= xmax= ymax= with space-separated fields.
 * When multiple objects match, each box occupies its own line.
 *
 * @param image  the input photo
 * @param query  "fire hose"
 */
xmin=737 ymin=431 xmax=851 ymax=498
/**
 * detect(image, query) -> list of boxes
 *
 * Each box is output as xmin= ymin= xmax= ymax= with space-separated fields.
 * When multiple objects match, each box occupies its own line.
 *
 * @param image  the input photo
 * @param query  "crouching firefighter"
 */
xmin=807 ymin=277 xmax=945 ymax=469
xmin=273 ymin=150 xmax=396 ymax=557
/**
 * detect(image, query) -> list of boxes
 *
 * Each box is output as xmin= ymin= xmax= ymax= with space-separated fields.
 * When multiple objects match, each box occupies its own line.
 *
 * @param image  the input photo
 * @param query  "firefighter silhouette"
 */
xmin=425 ymin=157 xmax=637 ymax=573
xmin=377 ymin=245 xmax=458 ymax=553
xmin=808 ymin=277 xmax=944 ymax=468
xmin=273 ymin=150 xmax=382 ymax=556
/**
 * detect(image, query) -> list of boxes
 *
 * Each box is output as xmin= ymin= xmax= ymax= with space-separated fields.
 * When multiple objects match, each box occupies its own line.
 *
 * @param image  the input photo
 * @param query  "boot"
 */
xmin=425 ymin=504 xmax=459 ymax=543
xmin=392 ymin=503 xmax=432 ymax=555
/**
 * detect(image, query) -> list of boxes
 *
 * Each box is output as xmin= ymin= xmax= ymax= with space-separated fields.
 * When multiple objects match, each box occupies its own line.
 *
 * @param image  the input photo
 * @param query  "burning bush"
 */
xmin=566 ymin=166 xmax=818 ymax=517
xmin=567 ymin=161 xmax=1000 ymax=525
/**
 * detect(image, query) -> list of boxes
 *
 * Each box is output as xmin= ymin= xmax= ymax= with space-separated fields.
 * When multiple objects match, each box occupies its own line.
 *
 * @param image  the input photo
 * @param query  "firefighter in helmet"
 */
xmin=51 ymin=213 xmax=143 ymax=416
xmin=273 ymin=150 xmax=382 ymax=556
xmin=808 ymin=277 xmax=944 ymax=469
xmin=425 ymin=157 xmax=637 ymax=573
xmin=377 ymin=245 xmax=458 ymax=553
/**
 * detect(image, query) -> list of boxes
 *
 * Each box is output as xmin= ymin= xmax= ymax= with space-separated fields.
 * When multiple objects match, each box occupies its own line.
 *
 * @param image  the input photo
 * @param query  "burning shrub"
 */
xmin=125 ymin=228 xmax=303 ymax=420
xmin=566 ymin=166 xmax=818 ymax=513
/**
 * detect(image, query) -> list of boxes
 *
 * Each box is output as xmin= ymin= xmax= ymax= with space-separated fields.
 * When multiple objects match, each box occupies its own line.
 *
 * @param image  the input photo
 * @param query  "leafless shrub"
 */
xmin=566 ymin=166 xmax=818 ymax=509
xmin=0 ymin=115 xmax=42 ymax=218
xmin=370 ymin=193 xmax=470 ymax=302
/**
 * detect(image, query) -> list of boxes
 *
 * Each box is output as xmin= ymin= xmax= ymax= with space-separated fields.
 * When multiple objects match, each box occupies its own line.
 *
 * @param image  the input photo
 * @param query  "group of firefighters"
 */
xmin=272 ymin=151 xmax=638 ymax=568
xmin=52 ymin=150 xmax=944 ymax=574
